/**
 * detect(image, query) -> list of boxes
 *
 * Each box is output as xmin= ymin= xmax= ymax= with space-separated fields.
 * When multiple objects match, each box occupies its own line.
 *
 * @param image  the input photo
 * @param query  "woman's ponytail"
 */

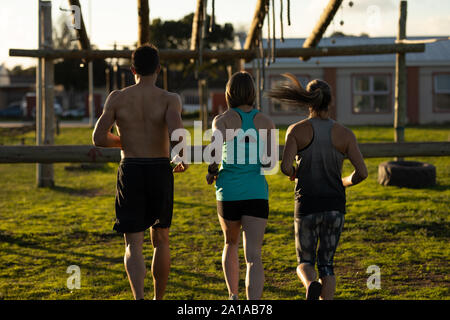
xmin=267 ymin=73 xmax=331 ymax=113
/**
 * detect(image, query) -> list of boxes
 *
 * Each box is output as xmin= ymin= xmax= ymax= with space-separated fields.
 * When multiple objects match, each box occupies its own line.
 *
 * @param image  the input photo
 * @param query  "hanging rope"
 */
xmin=209 ymin=0 xmax=215 ymax=33
xmin=265 ymin=2 xmax=271 ymax=66
xmin=259 ymin=28 xmax=266 ymax=91
xmin=280 ymin=0 xmax=284 ymax=42
xmin=287 ymin=0 xmax=291 ymax=26
xmin=271 ymin=0 xmax=276 ymax=63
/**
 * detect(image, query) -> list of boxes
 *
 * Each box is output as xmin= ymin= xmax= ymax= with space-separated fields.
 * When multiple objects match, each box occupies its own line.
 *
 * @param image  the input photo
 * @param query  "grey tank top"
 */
xmin=294 ymin=118 xmax=346 ymax=215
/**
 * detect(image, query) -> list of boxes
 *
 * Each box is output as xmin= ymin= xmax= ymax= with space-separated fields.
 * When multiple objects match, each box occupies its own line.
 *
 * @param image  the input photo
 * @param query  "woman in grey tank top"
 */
xmin=268 ymin=74 xmax=368 ymax=300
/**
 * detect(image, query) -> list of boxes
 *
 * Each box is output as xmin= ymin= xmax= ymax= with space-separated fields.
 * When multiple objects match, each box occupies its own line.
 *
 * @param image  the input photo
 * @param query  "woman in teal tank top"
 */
xmin=206 ymin=72 xmax=275 ymax=300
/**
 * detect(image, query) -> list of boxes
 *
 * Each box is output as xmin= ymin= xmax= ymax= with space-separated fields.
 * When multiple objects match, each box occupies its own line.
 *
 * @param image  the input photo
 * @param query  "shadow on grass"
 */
xmin=0 ymin=230 xmax=123 ymax=269
xmin=170 ymin=267 xmax=301 ymax=298
xmin=174 ymin=200 xmax=216 ymax=209
xmin=385 ymin=221 xmax=450 ymax=238
xmin=50 ymin=185 xmax=110 ymax=198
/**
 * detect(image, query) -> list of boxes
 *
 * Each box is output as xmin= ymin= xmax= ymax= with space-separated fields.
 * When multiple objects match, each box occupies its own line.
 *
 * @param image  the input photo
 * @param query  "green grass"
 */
xmin=0 ymin=125 xmax=449 ymax=300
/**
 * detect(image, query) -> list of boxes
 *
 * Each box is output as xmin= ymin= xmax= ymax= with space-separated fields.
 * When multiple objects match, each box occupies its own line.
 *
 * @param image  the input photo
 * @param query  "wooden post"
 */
xmin=36 ymin=0 xmax=44 ymax=186
xmin=105 ymin=67 xmax=111 ymax=94
xmin=162 ymin=65 xmax=168 ymax=91
xmin=394 ymin=1 xmax=407 ymax=160
xmin=137 ymin=0 xmax=150 ymax=46
xmin=190 ymin=0 xmax=206 ymax=52
xmin=39 ymin=1 xmax=54 ymax=187
xmin=198 ymin=79 xmax=208 ymax=131
xmin=301 ymin=0 xmax=343 ymax=61
xmin=244 ymin=0 xmax=270 ymax=50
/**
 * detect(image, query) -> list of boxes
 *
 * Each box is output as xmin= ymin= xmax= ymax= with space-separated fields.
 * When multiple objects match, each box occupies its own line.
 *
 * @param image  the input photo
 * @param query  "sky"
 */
xmin=1 ymin=0 xmax=449 ymax=69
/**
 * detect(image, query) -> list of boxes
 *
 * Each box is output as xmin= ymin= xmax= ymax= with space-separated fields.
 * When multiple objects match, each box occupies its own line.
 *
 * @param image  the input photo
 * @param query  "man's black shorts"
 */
xmin=113 ymin=158 xmax=173 ymax=233
xmin=217 ymin=199 xmax=269 ymax=221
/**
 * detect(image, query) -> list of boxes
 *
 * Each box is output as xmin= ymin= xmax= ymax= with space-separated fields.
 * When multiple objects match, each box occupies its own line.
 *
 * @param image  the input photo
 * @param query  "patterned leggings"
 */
xmin=294 ymin=211 xmax=345 ymax=278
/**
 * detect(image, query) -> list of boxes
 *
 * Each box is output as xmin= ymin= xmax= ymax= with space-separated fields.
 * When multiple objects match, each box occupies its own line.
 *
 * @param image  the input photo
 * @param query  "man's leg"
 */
xmin=218 ymin=214 xmax=241 ymax=299
xmin=124 ymin=231 xmax=146 ymax=300
xmin=151 ymin=227 xmax=170 ymax=300
xmin=241 ymin=215 xmax=267 ymax=300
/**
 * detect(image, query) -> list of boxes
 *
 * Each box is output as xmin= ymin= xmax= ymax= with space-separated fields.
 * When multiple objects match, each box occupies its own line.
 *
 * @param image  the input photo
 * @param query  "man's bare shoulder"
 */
xmin=104 ymin=90 xmax=122 ymax=109
xmin=164 ymin=91 xmax=182 ymax=103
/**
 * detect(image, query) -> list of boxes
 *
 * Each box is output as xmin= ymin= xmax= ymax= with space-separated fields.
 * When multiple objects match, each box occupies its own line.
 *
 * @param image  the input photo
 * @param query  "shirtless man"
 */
xmin=92 ymin=44 xmax=188 ymax=300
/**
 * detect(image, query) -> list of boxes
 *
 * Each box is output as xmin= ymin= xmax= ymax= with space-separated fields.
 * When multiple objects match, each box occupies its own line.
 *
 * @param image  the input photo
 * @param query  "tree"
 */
xmin=53 ymin=15 xmax=108 ymax=91
xmin=148 ymin=13 xmax=236 ymax=90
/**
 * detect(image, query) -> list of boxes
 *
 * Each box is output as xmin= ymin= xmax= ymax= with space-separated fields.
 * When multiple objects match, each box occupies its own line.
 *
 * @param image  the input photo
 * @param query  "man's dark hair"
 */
xmin=131 ymin=44 xmax=160 ymax=76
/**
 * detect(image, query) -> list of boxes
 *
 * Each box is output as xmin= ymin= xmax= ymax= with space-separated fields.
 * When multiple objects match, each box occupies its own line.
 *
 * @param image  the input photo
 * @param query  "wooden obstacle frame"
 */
xmin=5 ymin=0 xmax=450 ymax=186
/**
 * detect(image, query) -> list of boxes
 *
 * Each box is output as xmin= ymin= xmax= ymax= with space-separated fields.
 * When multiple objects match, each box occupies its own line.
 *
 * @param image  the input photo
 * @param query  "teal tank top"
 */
xmin=215 ymin=108 xmax=269 ymax=201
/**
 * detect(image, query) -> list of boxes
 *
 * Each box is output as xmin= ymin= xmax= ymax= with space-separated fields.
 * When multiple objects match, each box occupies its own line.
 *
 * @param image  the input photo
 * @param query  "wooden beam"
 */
xmin=301 ymin=0 xmax=343 ymax=61
xmin=190 ymin=0 xmax=206 ymax=51
xmin=9 ymin=42 xmax=426 ymax=60
xmin=137 ymin=0 xmax=150 ymax=46
xmin=0 ymin=142 xmax=448 ymax=164
xmin=394 ymin=1 xmax=408 ymax=150
xmin=244 ymin=0 xmax=270 ymax=50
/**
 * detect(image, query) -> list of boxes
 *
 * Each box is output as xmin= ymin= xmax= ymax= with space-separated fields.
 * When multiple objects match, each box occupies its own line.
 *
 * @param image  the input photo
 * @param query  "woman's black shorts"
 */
xmin=217 ymin=199 xmax=269 ymax=221
xmin=113 ymin=158 xmax=173 ymax=233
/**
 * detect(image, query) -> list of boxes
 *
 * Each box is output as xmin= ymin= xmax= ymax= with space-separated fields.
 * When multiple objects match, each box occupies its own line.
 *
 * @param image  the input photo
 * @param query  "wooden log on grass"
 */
xmin=0 ymin=142 xmax=448 ymax=164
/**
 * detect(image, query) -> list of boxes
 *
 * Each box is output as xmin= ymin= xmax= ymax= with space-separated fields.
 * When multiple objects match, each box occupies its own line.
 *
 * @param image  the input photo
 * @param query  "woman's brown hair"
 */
xmin=267 ymin=73 xmax=331 ymax=113
xmin=225 ymin=71 xmax=256 ymax=109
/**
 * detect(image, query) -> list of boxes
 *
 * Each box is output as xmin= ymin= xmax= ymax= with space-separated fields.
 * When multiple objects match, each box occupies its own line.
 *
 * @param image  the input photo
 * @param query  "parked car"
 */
xmin=29 ymin=102 xmax=63 ymax=118
xmin=62 ymin=108 xmax=85 ymax=118
xmin=0 ymin=103 xmax=23 ymax=118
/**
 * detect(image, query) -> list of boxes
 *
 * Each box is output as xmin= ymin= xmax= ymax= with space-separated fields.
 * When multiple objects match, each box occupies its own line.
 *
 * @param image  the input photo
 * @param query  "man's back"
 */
xmin=113 ymin=84 xmax=179 ymax=158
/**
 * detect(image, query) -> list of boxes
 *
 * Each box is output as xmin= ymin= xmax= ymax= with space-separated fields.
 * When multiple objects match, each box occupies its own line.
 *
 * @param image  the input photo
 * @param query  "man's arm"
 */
xmin=92 ymin=91 xmax=121 ymax=148
xmin=342 ymin=130 xmax=368 ymax=187
xmin=280 ymin=124 xmax=298 ymax=180
xmin=165 ymin=93 xmax=188 ymax=172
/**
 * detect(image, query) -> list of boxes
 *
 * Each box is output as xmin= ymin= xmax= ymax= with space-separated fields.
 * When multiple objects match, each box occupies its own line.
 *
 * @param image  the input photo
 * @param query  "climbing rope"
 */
xmin=271 ymin=0 xmax=276 ymax=63
xmin=209 ymin=0 xmax=215 ymax=33
xmin=265 ymin=1 xmax=271 ymax=66
xmin=287 ymin=0 xmax=291 ymax=26
xmin=280 ymin=0 xmax=284 ymax=42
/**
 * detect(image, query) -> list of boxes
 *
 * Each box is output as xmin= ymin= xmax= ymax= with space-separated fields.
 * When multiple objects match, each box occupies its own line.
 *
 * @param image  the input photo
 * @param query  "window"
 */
xmin=434 ymin=74 xmax=450 ymax=112
xmin=269 ymin=75 xmax=310 ymax=115
xmin=352 ymin=74 xmax=391 ymax=114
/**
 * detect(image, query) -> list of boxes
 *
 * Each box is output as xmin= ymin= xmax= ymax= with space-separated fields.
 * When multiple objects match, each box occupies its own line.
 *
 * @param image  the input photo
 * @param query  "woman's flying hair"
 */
xmin=266 ymin=73 xmax=331 ymax=112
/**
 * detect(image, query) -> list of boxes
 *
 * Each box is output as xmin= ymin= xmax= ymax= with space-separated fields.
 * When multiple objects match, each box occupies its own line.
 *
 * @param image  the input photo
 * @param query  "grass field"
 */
xmin=0 ymin=125 xmax=449 ymax=300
